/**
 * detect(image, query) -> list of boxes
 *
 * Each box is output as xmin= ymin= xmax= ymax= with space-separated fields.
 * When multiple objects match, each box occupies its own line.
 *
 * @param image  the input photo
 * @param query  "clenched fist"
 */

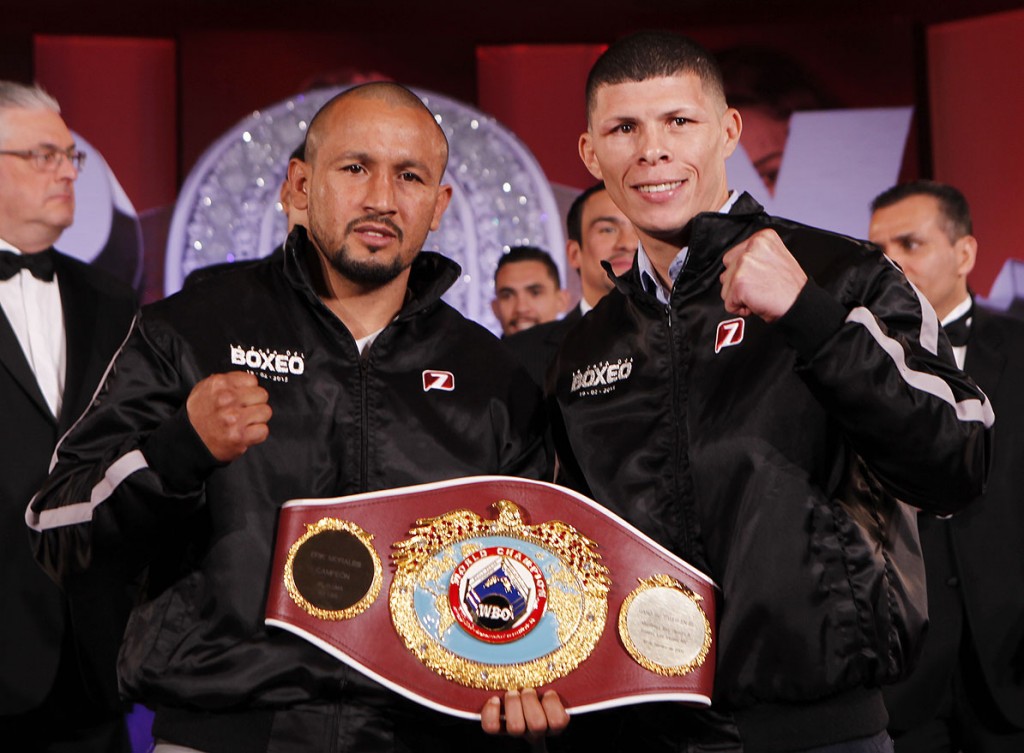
xmin=720 ymin=228 xmax=808 ymax=322
xmin=186 ymin=372 xmax=272 ymax=462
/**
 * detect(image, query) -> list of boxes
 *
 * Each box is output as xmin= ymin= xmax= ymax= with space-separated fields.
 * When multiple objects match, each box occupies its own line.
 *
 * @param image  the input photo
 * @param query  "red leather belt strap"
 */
xmin=265 ymin=475 xmax=717 ymax=719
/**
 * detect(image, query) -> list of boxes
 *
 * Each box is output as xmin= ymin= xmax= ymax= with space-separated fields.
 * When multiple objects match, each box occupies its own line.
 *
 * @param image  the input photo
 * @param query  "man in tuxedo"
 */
xmin=870 ymin=180 xmax=1024 ymax=752
xmin=0 ymin=81 xmax=137 ymax=751
xmin=504 ymin=182 xmax=637 ymax=387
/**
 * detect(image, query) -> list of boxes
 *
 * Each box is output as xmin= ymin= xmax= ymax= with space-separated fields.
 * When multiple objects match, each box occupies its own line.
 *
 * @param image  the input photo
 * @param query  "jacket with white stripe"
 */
xmin=26 ymin=231 xmax=546 ymax=743
xmin=550 ymin=193 xmax=993 ymax=751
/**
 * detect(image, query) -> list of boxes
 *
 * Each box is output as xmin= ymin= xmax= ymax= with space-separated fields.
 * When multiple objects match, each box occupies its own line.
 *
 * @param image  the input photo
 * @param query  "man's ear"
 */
xmin=579 ymin=132 xmax=603 ymax=181
xmin=721 ymin=108 xmax=743 ymax=159
xmin=558 ymin=288 xmax=571 ymax=314
xmin=288 ymin=158 xmax=310 ymax=211
xmin=430 ymin=184 xmax=454 ymax=231
xmin=955 ymin=234 xmax=978 ymax=279
xmin=566 ymin=240 xmax=582 ymax=271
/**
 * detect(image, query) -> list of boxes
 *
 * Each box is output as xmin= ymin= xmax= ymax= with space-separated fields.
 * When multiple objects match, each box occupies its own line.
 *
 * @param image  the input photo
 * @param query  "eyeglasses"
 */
xmin=0 ymin=146 xmax=86 ymax=172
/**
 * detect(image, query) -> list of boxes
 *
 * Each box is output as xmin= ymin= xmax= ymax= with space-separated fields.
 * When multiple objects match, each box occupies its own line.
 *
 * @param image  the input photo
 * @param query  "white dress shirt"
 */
xmin=0 ymin=238 xmax=66 ymax=419
xmin=941 ymin=294 xmax=972 ymax=371
xmin=636 ymin=191 xmax=741 ymax=304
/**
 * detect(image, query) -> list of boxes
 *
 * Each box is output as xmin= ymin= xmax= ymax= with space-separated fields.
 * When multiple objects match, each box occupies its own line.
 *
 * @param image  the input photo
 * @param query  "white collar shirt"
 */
xmin=941 ymin=294 xmax=973 ymax=371
xmin=0 ymin=237 xmax=66 ymax=419
xmin=637 ymin=191 xmax=741 ymax=304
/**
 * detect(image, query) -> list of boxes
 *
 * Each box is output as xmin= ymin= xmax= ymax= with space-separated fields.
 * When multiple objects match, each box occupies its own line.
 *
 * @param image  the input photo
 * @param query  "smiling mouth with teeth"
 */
xmin=636 ymin=181 xmax=683 ymax=194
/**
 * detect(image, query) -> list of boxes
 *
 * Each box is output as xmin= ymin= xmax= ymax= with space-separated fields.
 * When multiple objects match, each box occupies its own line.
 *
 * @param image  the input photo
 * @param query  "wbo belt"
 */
xmin=265 ymin=475 xmax=717 ymax=719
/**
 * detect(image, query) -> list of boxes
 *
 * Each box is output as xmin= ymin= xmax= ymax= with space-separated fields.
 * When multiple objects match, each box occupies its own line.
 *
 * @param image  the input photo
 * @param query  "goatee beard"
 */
xmin=312 ymin=214 xmax=410 ymax=286
xmin=327 ymin=244 xmax=408 ymax=286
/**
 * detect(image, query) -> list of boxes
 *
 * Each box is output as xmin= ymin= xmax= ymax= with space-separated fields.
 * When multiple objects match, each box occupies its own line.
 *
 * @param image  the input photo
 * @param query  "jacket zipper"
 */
xmin=666 ymin=301 xmax=696 ymax=561
xmin=359 ymin=356 xmax=369 ymax=490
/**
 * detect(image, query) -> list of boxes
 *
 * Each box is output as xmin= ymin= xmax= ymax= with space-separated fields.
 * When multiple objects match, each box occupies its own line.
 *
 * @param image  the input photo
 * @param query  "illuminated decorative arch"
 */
xmin=164 ymin=86 xmax=564 ymax=334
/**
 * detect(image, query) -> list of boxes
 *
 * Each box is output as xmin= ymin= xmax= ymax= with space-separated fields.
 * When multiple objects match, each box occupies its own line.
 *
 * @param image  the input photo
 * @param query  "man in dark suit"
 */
xmin=870 ymin=180 xmax=1024 ymax=752
xmin=504 ymin=182 xmax=637 ymax=387
xmin=0 ymin=81 xmax=137 ymax=751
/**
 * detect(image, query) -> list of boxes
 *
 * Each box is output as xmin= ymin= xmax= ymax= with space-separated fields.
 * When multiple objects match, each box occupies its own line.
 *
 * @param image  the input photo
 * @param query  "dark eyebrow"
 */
xmin=589 ymin=215 xmax=623 ymax=227
xmin=396 ymin=158 xmax=431 ymax=173
xmin=598 ymin=115 xmax=636 ymax=129
xmin=337 ymin=150 xmax=371 ymax=164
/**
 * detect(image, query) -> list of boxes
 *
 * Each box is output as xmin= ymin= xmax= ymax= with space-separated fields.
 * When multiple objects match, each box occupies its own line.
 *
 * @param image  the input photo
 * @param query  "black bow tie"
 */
xmin=943 ymin=308 xmax=972 ymax=347
xmin=0 ymin=249 xmax=55 ymax=282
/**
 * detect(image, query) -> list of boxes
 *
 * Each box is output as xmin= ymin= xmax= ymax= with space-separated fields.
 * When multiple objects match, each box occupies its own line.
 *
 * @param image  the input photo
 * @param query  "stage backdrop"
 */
xmin=27 ymin=15 xmax=1024 ymax=309
xmin=928 ymin=7 xmax=1024 ymax=303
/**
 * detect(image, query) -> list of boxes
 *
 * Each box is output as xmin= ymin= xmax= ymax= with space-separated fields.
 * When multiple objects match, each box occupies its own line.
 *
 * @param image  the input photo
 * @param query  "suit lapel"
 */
xmin=965 ymin=307 xmax=1006 ymax=398
xmin=0 ymin=285 xmax=55 ymax=422
xmin=54 ymin=252 xmax=101 ymax=433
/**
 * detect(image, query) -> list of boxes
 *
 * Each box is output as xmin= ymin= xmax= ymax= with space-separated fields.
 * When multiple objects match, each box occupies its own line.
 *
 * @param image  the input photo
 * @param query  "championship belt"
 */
xmin=265 ymin=476 xmax=717 ymax=719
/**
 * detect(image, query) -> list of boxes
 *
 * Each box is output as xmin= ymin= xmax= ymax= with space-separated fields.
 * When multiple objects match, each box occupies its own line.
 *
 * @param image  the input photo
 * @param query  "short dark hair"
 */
xmin=495 ymin=246 xmax=561 ymax=288
xmin=871 ymin=180 xmax=973 ymax=243
xmin=586 ymin=31 xmax=726 ymax=123
xmin=566 ymin=182 xmax=606 ymax=244
xmin=288 ymin=141 xmax=305 ymax=162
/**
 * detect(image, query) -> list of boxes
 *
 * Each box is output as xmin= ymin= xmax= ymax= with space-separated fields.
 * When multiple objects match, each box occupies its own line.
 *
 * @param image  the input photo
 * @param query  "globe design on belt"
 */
xmin=390 ymin=500 xmax=610 ymax=690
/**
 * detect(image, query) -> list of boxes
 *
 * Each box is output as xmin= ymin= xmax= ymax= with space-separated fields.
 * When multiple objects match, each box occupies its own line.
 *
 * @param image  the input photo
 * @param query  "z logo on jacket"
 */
xmin=715 ymin=318 xmax=745 ymax=354
xmin=423 ymin=370 xmax=455 ymax=392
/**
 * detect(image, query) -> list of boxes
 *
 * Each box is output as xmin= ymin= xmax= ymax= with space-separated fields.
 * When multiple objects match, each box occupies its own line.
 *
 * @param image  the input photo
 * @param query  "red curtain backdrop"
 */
xmin=33 ymin=35 xmax=177 ymax=214
xmin=27 ymin=23 xmax=1020 ymax=303
xmin=178 ymin=30 xmax=479 ymax=177
xmin=928 ymin=8 xmax=1024 ymax=298
xmin=477 ymin=44 xmax=606 ymax=191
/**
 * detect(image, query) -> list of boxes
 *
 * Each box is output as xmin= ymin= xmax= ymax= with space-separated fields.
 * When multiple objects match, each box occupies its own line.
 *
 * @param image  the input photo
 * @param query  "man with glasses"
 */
xmin=0 ymin=81 xmax=137 ymax=752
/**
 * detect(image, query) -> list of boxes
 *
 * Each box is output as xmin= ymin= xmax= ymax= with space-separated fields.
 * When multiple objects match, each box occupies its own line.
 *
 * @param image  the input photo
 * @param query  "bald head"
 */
xmin=287 ymin=80 xmax=454 ymax=294
xmin=305 ymin=82 xmax=449 ymax=174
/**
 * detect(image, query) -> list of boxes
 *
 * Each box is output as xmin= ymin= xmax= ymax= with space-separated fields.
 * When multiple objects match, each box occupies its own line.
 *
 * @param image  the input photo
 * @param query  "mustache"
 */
xmin=345 ymin=214 xmax=403 ymax=243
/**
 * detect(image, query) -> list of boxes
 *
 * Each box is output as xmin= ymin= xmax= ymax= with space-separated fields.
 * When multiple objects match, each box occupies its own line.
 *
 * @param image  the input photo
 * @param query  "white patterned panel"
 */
xmin=164 ymin=86 xmax=564 ymax=334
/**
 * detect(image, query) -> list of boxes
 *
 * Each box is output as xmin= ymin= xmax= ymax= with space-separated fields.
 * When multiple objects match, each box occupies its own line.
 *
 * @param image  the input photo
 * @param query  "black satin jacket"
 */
xmin=28 ymin=229 xmax=546 ymax=749
xmin=550 ymin=193 xmax=993 ymax=751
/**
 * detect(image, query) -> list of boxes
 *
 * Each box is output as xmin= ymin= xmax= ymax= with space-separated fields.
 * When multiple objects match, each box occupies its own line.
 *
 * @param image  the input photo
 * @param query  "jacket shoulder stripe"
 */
xmin=26 ymin=450 xmax=149 ymax=531
xmin=909 ymin=285 xmax=940 ymax=356
xmin=847 ymin=306 xmax=995 ymax=427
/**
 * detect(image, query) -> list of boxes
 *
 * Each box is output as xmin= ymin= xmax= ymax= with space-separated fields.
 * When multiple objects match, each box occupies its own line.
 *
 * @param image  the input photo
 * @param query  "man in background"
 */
xmin=504 ymin=182 xmax=637 ymax=386
xmin=0 ymin=81 xmax=137 ymax=752
xmin=491 ymin=244 xmax=568 ymax=335
xmin=870 ymin=180 xmax=1024 ymax=753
